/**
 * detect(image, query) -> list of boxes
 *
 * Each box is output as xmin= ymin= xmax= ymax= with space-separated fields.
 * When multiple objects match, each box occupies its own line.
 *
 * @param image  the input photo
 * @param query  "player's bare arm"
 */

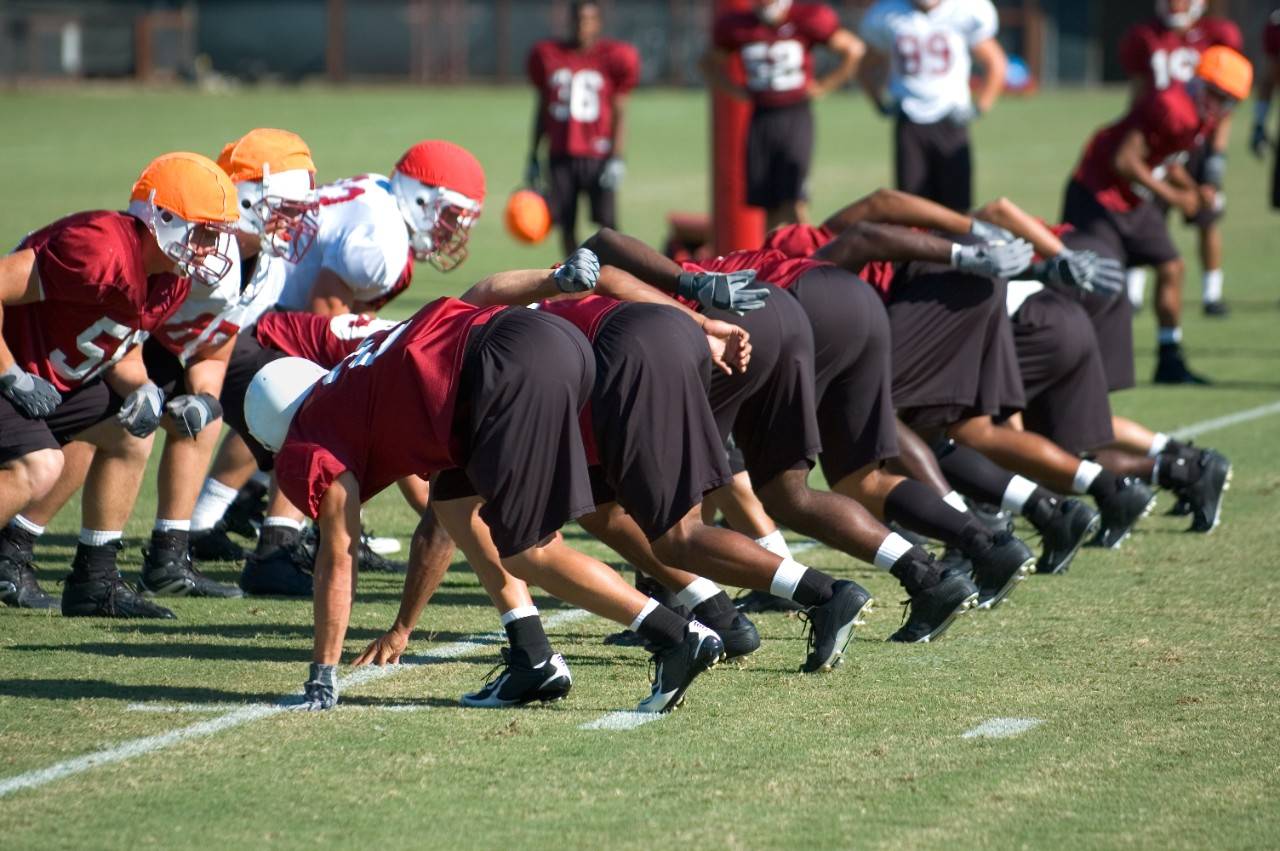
xmin=812 ymin=221 xmax=953 ymax=269
xmin=312 ymin=471 xmax=361 ymax=667
xmin=809 ymin=28 xmax=865 ymax=98
xmin=1114 ymin=128 xmax=1200 ymax=218
xmin=701 ymin=49 xmax=750 ymax=101
xmin=857 ymin=46 xmax=893 ymax=114
xmin=0 ymin=249 xmax=42 ymax=373
xmin=820 ymin=187 xmax=973 ymax=235
xmin=1252 ymin=52 xmax=1279 ymax=157
xmin=971 ymin=196 xmax=1067 ymax=258
xmin=970 ymin=37 xmax=1007 ymax=114
xmin=526 ymin=92 xmax=548 ymax=186
xmin=459 ymin=268 xmax=562 ymax=306
xmin=308 ymin=267 xmax=358 ymax=317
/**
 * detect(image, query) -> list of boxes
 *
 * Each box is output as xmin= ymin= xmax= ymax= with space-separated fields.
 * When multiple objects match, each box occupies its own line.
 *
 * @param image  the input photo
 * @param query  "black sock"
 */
xmin=933 ymin=440 xmax=1016 ymax=506
xmin=71 ymin=542 xmax=120 ymax=580
xmin=0 ymin=523 xmax=37 ymax=557
xmin=883 ymin=479 xmax=987 ymax=551
xmin=636 ymin=604 xmax=688 ymax=651
xmin=1023 ymin=487 xmax=1061 ymax=528
xmin=257 ymin=525 xmax=300 ymax=553
xmin=889 ymin=547 xmax=942 ymax=596
xmin=150 ymin=528 xmax=189 ymax=554
xmin=792 ymin=568 xmax=836 ymax=608
xmin=692 ymin=591 xmax=738 ymax=631
xmin=1085 ymin=468 xmax=1121 ymax=500
xmin=504 ymin=615 xmax=553 ymax=667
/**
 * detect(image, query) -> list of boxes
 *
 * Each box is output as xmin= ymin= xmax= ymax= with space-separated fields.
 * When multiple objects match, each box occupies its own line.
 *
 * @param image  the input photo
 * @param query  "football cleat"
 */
xmin=190 ymin=523 xmax=247 ymax=562
xmin=888 ymin=571 xmax=978 ymax=644
xmin=223 ymin=481 xmax=267 ymax=539
xmin=719 ymin=611 xmax=762 ymax=660
xmin=140 ymin=546 xmax=244 ymax=598
xmin=1090 ymin=478 xmax=1156 ymax=549
xmin=969 ymin=531 xmax=1035 ymax=609
xmin=239 ymin=542 xmax=315 ymax=597
xmin=364 ymin=535 xmax=402 ymax=556
xmin=1032 ymin=498 xmax=1101 ymax=574
xmin=1181 ymin=449 xmax=1231 ymax=534
xmin=734 ymin=588 xmax=805 ymax=614
xmin=602 ymin=629 xmax=646 ymax=647
xmin=460 ymin=649 xmax=573 ymax=708
xmin=635 ymin=620 xmax=723 ymax=714
xmin=0 ymin=546 xmax=58 ymax=610
xmin=1167 ymin=495 xmax=1192 ymax=517
xmin=800 ymin=580 xmax=873 ymax=673
xmin=62 ymin=571 xmax=176 ymax=619
xmin=301 ymin=526 xmax=404 ymax=574
xmin=966 ymin=501 xmax=1016 ymax=537
xmin=1202 ymin=300 xmax=1229 ymax=318
xmin=1153 ymin=346 xmax=1211 ymax=385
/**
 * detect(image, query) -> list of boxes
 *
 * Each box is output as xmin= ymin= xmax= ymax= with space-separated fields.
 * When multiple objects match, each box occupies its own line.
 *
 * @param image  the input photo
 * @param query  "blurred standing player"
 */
xmin=1252 ymin=9 xmax=1280 ymax=213
xmin=1119 ymin=0 xmax=1242 ymax=317
xmin=705 ymin=0 xmax=865 ymax=228
xmin=859 ymin=0 xmax=1007 ymax=212
xmin=526 ymin=1 xmax=639 ymax=255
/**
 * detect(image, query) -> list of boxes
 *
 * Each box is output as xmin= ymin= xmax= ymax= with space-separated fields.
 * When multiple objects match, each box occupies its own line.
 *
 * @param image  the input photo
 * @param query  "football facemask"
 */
xmin=390 ymin=171 xmax=482 ymax=272
xmin=132 ymin=192 xmax=238 ymax=287
xmin=236 ymin=166 xmax=319 ymax=264
xmin=1157 ymin=0 xmax=1205 ymax=30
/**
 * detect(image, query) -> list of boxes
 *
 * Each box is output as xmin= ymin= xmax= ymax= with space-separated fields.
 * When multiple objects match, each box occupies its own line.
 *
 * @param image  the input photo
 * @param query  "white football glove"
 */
xmin=117 ymin=382 xmax=165 ymax=438
xmin=952 ymin=239 xmax=1035 ymax=279
xmin=0 ymin=364 xmax=62 ymax=419
xmin=598 ymin=157 xmax=626 ymax=191
xmin=300 ymin=663 xmax=338 ymax=711
xmin=553 ymin=248 xmax=601 ymax=293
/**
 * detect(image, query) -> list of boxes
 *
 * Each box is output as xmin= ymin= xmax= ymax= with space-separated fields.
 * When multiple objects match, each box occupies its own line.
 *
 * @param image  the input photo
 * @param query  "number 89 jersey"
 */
xmin=713 ymin=3 xmax=840 ymax=109
xmin=527 ymin=39 xmax=640 ymax=160
xmin=1119 ymin=15 xmax=1241 ymax=97
xmin=860 ymin=0 xmax=998 ymax=124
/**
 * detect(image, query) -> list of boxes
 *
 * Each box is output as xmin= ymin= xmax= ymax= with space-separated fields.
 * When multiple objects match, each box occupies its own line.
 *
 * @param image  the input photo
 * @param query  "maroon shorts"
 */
xmin=746 ymin=101 xmax=813 ymax=209
xmin=888 ymin=261 xmax=1025 ymax=430
xmin=0 ymin=379 xmax=123 ymax=464
xmin=895 ymin=117 xmax=972 ymax=213
xmin=586 ymin=304 xmax=732 ymax=541
xmin=433 ymin=309 xmax=597 ymax=558
xmin=706 ymin=284 xmax=821 ymax=489
xmin=788 ymin=266 xmax=899 ymax=484
xmin=1060 ymin=179 xmax=1179 ymax=269
xmin=1012 ymin=289 xmax=1115 ymax=454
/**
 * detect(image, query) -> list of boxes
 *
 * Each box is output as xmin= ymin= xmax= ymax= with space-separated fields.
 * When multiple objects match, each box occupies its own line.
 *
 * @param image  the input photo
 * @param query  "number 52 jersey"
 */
xmin=527 ymin=39 xmax=640 ymax=159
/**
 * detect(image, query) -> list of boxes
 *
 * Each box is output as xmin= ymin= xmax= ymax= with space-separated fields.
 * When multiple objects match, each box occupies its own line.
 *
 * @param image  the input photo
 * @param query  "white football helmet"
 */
xmin=1157 ymin=0 xmax=1205 ymax=29
xmin=245 ymin=357 xmax=327 ymax=453
xmin=234 ymin=164 xmax=319 ymax=263
xmin=128 ymin=191 xmax=237 ymax=288
xmin=756 ymin=0 xmax=792 ymax=25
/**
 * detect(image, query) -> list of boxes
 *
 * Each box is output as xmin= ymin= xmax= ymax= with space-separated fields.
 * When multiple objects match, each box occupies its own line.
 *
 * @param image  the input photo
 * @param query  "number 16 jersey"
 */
xmin=527 ymin=39 xmax=640 ymax=160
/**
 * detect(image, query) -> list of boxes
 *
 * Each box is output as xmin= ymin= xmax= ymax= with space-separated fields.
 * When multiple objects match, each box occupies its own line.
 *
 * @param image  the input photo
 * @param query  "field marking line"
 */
xmin=0 ymin=608 xmax=590 ymax=799
xmin=1172 ymin=399 xmax=1280 ymax=440
xmin=125 ymin=702 xmax=431 ymax=714
xmin=789 ymin=540 xmax=820 ymax=554
xmin=578 ymin=711 xmax=663 ymax=731
xmin=962 ymin=718 xmax=1044 ymax=739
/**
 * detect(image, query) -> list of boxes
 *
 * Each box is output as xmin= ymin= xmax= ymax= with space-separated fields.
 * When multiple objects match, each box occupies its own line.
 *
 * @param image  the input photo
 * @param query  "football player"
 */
xmin=245 ymin=252 xmax=724 ymax=714
xmin=526 ymin=1 xmax=640 ymax=255
xmin=704 ymin=0 xmax=865 ymax=228
xmin=0 ymin=153 xmax=239 ymax=616
xmin=1062 ymin=45 xmax=1252 ymax=385
xmin=1119 ymin=0 xmax=1243 ymax=317
xmin=859 ymin=0 xmax=1007 ymax=212
xmin=1252 ymin=8 xmax=1280 ymax=211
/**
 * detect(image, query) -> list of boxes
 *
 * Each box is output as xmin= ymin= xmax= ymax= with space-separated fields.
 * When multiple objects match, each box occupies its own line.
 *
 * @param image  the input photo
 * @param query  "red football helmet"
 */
xmin=390 ymin=141 xmax=486 ymax=272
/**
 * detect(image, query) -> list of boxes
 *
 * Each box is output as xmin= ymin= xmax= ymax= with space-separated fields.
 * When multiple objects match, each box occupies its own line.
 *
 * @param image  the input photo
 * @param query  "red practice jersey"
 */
xmin=1072 ymin=87 xmax=1215 ymax=212
xmin=687 ymin=247 xmax=832 ymax=291
xmin=527 ymin=39 xmax=640 ymax=159
xmin=763 ymin=223 xmax=898 ymax=300
xmin=713 ymin=3 xmax=841 ymax=108
xmin=254 ymin=311 xmax=398 ymax=369
xmin=274 ymin=297 xmax=504 ymax=518
xmin=8 ymin=211 xmax=190 ymax=391
xmin=1119 ymin=16 xmax=1242 ymax=96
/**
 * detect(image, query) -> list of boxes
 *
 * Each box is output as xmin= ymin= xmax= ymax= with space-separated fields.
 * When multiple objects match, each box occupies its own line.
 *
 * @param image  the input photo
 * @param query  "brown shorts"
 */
xmin=143 ymin=337 xmax=190 ymax=398
xmin=436 ymin=308 xmax=597 ymax=558
xmin=1057 ymin=230 xmax=1136 ymax=393
xmin=788 ymin=266 xmax=899 ymax=484
xmin=547 ymin=156 xmax=616 ymax=237
xmin=585 ymin=304 xmax=732 ymax=541
xmin=895 ymin=117 xmax=972 ymax=213
xmin=706 ymin=285 xmax=821 ymax=489
xmin=217 ymin=331 xmax=288 ymax=471
xmin=888 ymin=261 xmax=1025 ymax=430
xmin=746 ymin=101 xmax=813 ymax=209
xmin=0 ymin=379 xmax=123 ymax=464
xmin=1012 ymin=289 xmax=1115 ymax=454
xmin=1060 ymin=179 xmax=1179 ymax=269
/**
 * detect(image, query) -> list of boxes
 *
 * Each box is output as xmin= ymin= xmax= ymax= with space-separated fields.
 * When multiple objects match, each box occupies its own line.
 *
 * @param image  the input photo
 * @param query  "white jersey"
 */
xmin=860 ymin=0 xmax=998 ymax=124
xmin=274 ymin=174 xmax=413 ymax=312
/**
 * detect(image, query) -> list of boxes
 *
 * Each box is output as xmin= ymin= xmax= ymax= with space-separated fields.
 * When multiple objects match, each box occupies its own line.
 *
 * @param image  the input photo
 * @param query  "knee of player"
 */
xmin=756 ymin=468 xmax=810 ymax=514
xmin=11 ymin=448 xmax=64 ymax=504
xmin=1157 ymin=257 xmax=1185 ymax=280
xmin=652 ymin=521 xmax=697 ymax=565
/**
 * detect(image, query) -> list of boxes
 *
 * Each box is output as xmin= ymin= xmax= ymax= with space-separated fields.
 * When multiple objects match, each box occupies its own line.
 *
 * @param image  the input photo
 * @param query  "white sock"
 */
xmin=250 ymin=470 xmax=271 ymax=488
xmin=676 ymin=577 xmax=721 ymax=609
xmin=754 ymin=529 xmax=792 ymax=559
xmin=154 ymin=519 xmax=190 ymax=533
xmin=873 ymin=532 xmax=914 ymax=571
xmin=1000 ymin=476 xmax=1039 ymax=514
xmin=768 ymin=557 xmax=808 ymax=600
xmin=11 ymin=515 xmax=45 ymax=537
xmin=628 ymin=598 xmax=659 ymax=632
xmin=942 ymin=491 xmax=969 ymax=513
xmin=1072 ymin=460 xmax=1104 ymax=494
xmin=262 ymin=516 xmax=303 ymax=532
xmin=1126 ymin=267 xmax=1147 ymax=309
xmin=1158 ymin=327 xmax=1183 ymax=346
xmin=1202 ymin=268 xmax=1224 ymax=303
xmin=191 ymin=478 xmax=239 ymax=531
xmin=79 ymin=529 xmax=122 ymax=547
xmin=500 ymin=605 xmax=539 ymax=626
xmin=1148 ymin=432 xmax=1170 ymax=457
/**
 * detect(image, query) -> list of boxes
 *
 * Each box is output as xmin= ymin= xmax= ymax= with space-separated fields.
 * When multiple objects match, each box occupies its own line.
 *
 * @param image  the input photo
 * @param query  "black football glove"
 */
xmin=117 ymin=382 xmax=165 ymax=438
xmin=0 ymin=364 xmax=62 ymax=419
xmin=166 ymin=393 xmax=223 ymax=439
xmin=675 ymin=269 xmax=771 ymax=315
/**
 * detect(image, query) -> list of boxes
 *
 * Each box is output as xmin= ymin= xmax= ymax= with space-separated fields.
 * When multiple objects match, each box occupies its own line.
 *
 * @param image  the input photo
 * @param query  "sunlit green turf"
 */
xmin=2 ymin=85 xmax=1279 ymax=849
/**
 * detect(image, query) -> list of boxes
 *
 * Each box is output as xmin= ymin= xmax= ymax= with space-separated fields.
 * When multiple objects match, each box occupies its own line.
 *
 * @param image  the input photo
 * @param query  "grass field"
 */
xmin=2 ymin=85 xmax=1279 ymax=849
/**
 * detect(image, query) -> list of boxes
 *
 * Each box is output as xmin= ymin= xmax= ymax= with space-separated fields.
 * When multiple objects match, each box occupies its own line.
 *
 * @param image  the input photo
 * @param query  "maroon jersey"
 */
xmin=1119 ymin=16 xmax=1243 ymax=96
xmin=8 ymin=211 xmax=190 ymax=391
xmin=527 ymin=39 xmax=640 ymax=159
xmin=274 ymin=297 xmax=506 ymax=519
xmin=254 ymin=312 xmax=398 ymax=368
xmin=687 ymin=248 xmax=833 ymax=291
xmin=1072 ymin=87 xmax=1214 ymax=212
xmin=1265 ymin=11 xmax=1280 ymax=58
xmin=763 ymin=223 xmax=898 ymax=300
xmin=713 ymin=3 xmax=841 ymax=108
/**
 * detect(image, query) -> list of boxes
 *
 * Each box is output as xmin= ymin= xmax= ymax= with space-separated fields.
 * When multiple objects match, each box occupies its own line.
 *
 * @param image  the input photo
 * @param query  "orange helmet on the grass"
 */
xmin=390 ymin=140 xmax=486 ymax=272
xmin=505 ymin=189 xmax=553 ymax=245
xmin=128 ymin=152 xmax=239 ymax=287
xmin=1195 ymin=46 xmax=1253 ymax=102
xmin=217 ymin=128 xmax=319 ymax=263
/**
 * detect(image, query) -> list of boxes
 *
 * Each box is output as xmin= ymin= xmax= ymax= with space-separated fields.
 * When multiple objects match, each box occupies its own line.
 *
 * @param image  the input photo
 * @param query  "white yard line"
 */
xmin=0 ymin=608 xmax=590 ymax=799
xmin=961 ymin=718 xmax=1044 ymax=739
xmin=1172 ymin=399 xmax=1280 ymax=440
xmin=578 ymin=711 xmax=663 ymax=731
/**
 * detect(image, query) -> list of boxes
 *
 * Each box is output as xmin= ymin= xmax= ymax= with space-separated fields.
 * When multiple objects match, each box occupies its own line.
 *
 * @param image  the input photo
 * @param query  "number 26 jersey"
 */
xmin=527 ymin=39 xmax=640 ymax=160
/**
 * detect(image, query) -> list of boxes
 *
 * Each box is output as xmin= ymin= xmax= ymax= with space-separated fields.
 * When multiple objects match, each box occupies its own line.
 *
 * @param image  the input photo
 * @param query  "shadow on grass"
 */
xmin=0 ymin=678 xmax=278 ymax=704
